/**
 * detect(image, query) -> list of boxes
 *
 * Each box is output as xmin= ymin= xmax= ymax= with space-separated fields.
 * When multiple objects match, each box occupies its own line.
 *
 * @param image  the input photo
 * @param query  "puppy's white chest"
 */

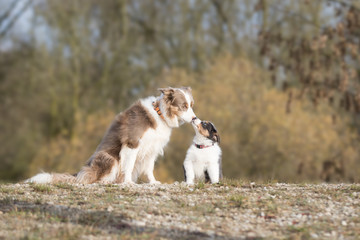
xmin=192 ymin=146 xmax=220 ymax=163
xmin=187 ymin=145 xmax=221 ymax=176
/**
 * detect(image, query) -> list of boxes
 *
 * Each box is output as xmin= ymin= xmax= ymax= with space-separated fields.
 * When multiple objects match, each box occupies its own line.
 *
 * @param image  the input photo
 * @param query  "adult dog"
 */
xmin=27 ymin=87 xmax=197 ymax=184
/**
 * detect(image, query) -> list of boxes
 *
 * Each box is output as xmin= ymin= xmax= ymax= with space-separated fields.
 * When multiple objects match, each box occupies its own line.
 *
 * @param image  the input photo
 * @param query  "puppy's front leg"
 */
xmin=207 ymin=162 xmax=220 ymax=184
xmin=120 ymin=146 xmax=139 ymax=184
xmin=183 ymin=159 xmax=195 ymax=185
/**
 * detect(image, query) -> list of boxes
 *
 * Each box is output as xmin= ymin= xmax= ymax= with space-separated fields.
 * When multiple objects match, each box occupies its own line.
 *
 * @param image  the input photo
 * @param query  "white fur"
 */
xmin=100 ymin=160 xmax=119 ymax=183
xmin=120 ymin=146 xmax=140 ymax=183
xmin=183 ymin=119 xmax=222 ymax=185
xmin=25 ymin=173 xmax=53 ymax=184
xmin=178 ymin=90 xmax=196 ymax=123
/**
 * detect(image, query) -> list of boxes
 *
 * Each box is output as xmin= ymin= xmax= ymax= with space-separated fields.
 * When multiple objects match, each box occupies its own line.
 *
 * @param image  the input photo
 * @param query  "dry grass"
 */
xmin=0 ymin=179 xmax=359 ymax=239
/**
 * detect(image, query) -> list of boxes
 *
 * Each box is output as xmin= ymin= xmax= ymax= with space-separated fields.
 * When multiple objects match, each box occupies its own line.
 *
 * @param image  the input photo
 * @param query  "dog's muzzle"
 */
xmin=192 ymin=117 xmax=201 ymax=125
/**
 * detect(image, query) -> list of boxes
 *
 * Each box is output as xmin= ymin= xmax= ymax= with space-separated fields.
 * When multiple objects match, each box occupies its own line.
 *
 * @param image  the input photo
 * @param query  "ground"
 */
xmin=0 ymin=180 xmax=359 ymax=239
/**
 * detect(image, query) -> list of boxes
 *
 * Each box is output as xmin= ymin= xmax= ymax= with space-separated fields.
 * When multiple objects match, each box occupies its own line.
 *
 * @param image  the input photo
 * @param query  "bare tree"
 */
xmin=0 ymin=0 xmax=33 ymax=39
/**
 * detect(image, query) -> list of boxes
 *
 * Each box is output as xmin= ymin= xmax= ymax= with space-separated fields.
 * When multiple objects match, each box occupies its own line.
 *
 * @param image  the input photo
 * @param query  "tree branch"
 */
xmin=0 ymin=0 xmax=33 ymax=39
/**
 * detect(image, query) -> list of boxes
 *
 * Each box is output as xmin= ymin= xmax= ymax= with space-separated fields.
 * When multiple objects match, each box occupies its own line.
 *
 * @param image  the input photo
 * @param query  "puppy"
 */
xmin=183 ymin=118 xmax=222 ymax=185
xmin=27 ymin=87 xmax=197 ymax=184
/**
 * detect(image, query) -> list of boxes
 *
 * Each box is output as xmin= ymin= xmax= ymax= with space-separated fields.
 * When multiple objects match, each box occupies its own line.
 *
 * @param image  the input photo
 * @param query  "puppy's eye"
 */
xmin=190 ymin=102 xmax=194 ymax=108
xmin=183 ymin=103 xmax=188 ymax=109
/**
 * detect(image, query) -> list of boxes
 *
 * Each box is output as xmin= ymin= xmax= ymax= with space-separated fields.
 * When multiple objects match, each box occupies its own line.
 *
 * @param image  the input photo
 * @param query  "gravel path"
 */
xmin=0 ymin=181 xmax=359 ymax=239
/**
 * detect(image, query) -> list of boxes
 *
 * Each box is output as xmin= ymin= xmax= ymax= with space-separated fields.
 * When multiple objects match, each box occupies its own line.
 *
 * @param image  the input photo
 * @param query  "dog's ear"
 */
xmin=158 ymin=87 xmax=175 ymax=103
xmin=181 ymin=86 xmax=192 ymax=93
xmin=209 ymin=122 xmax=220 ymax=143
xmin=212 ymin=132 xmax=220 ymax=144
xmin=209 ymin=122 xmax=217 ymax=132
xmin=158 ymin=87 xmax=175 ymax=95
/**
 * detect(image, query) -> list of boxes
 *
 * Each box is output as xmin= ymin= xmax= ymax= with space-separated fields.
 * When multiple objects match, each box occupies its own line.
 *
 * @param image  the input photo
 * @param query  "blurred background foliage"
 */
xmin=1 ymin=0 xmax=360 ymax=183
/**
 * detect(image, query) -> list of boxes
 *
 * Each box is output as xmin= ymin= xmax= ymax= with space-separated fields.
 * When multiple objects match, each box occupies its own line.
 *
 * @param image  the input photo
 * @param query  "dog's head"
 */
xmin=158 ymin=87 xmax=197 ymax=125
xmin=192 ymin=118 xmax=220 ymax=144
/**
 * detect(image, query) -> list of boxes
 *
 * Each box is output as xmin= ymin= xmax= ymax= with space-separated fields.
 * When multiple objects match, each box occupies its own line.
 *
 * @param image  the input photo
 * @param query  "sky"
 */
xmin=0 ymin=0 xmax=342 ymax=52
xmin=0 ymin=0 xmax=34 ymax=50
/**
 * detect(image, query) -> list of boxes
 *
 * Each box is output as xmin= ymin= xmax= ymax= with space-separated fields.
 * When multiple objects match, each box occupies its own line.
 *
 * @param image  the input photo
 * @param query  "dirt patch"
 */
xmin=0 ymin=180 xmax=359 ymax=239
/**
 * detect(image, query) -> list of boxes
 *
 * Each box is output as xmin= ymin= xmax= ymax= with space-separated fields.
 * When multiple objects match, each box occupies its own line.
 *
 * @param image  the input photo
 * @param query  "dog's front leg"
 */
xmin=143 ymin=154 xmax=160 ymax=184
xmin=183 ymin=160 xmax=195 ymax=185
xmin=120 ymin=146 xmax=139 ymax=184
xmin=207 ymin=162 xmax=220 ymax=184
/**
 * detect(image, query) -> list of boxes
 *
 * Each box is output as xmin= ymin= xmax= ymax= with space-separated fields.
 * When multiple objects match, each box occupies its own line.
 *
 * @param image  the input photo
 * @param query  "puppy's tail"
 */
xmin=25 ymin=172 xmax=77 ymax=184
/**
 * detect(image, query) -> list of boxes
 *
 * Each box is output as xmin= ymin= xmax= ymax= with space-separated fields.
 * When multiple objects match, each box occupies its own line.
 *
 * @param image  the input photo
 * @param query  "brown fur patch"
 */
xmin=93 ymin=101 xmax=156 ymax=155
xmin=161 ymin=88 xmax=191 ymax=118
xmin=181 ymin=87 xmax=194 ymax=107
xmin=77 ymin=166 xmax=98 ymax=184
xmin=197 ymin=123 xmax=210 ymax=137
xmin=81 ymin=101 xmax=157 ymax=183
xmin=52 ymin=173 xmax=77 ymax=183
xmin=117 ymin=101 xmax=157 ymax=148
xmin=92 ymin=151 xmax=117 ymax=180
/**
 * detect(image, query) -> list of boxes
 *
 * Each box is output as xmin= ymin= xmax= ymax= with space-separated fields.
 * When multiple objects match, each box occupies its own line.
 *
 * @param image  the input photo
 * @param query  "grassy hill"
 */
xmin=0 ymin=180 xmax=359 ymax=239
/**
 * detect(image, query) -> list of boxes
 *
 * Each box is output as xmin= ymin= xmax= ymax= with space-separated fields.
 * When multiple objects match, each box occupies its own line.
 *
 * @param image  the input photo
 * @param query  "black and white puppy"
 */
xmin=183 ymin=118 xmax=222 ymax=184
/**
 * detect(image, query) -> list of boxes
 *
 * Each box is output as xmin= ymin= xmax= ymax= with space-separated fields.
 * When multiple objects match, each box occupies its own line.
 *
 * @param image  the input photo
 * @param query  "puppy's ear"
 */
xmin=209 ymin=122 xmax=220 ymax=143
xmin=212 ymin=132 xmax=220 ymax=144
xmin=209 ymin=122 xmax=217 ymax=133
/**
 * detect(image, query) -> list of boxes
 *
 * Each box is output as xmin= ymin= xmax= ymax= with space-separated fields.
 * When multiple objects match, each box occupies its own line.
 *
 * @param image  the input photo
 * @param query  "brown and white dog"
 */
xmin=26 ymin=87 xmax=197 ymax=184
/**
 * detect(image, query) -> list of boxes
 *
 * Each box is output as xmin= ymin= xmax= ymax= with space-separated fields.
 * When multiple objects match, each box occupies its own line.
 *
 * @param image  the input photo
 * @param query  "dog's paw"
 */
xmin=149 ymin=180 xmax=161 ymax=185
xmin=121 ymin=180 xmax=135 ymax=186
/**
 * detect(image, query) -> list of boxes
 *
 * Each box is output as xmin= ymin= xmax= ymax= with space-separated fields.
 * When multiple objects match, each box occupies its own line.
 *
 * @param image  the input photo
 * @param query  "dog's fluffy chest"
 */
xmin=138 ymin=124 xmax=171 ymax=158
xmin=137 ymin=97 xmax=172 ymax=159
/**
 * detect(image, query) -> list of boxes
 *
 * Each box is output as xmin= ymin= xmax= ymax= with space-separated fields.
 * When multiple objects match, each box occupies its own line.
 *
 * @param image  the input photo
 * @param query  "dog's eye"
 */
xmin=183 ymin=103 xmax=188 ymax=109
xmin=190 ymin=102 xmax=194 ymax=108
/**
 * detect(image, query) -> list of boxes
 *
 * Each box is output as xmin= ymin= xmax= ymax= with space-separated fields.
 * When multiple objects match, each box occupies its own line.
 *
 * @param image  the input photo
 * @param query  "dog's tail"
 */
xmin=25 ymin=172 xmax=77 ymax=184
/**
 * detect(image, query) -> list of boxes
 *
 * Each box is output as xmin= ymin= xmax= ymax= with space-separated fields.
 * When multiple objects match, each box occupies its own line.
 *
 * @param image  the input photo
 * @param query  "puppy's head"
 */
xmin=158 ymin=87 xmax=196 ymax=124
xmin=192 ymin=119 xmax=220 ymax=143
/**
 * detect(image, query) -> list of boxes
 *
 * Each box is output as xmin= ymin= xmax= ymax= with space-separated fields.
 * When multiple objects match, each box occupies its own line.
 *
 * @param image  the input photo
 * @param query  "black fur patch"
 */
xmin=201 ymin=121 xmax=220 ymax=143
xmin=183 ymin=165 xmax=187 ymax=182
xmin=204 ymin=170 xmax=210 ymax=183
